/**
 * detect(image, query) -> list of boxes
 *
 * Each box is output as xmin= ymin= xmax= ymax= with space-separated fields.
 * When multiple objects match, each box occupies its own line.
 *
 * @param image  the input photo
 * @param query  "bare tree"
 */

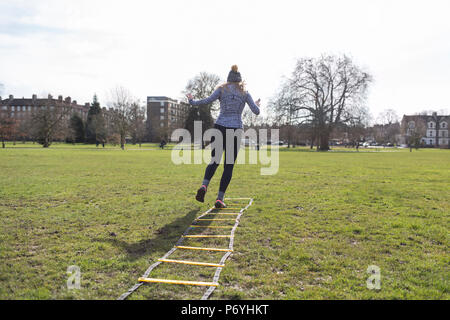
xmin=0 ymin=116 xmax=17 ymax=148
xmin=242 ymin=107 xmax=263 ymax=128
xmin=268 ymin=81 xmax=307 ymax=148
xmin=285 ymin=54 xmax=372 ymax=151
xmin=401 ymin=117 xmax=426 ymax=151
xmin=183 ymin=72 xmax=222 ymax=114
xmin=100 ymin=107 xmax=119 ymax=146
xmin=129 ymin=101 xmax=146 ymax=147
xmin=30 ymin=97 xmax=72 ymax=148
xmin=375 ymin=109 xmax=400 ymax=144
xmin=378 ymin=109 xmax=399 ymax=125
xmin=182 ymin=72 xmax=221 ymax=134
xmin=108 ymin=86 xmax=134 ymax=150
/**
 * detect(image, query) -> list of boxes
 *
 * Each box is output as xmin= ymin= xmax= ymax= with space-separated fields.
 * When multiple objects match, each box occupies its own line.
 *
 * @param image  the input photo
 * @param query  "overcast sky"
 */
xmin=1 ymin=0 xmax=449 ymax=121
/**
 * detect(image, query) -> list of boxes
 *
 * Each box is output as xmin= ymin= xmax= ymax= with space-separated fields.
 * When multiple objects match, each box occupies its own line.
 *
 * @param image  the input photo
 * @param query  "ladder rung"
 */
xmin=158 ymin=259 xmax=225 ymax=268
xmin=190 ymin=225 xmax=233 ymax=229
xmin=195 ymin=218 xmax=236 ymax=221
xmin=206 ymin=212 xmax=240 ymax=215
xmin=183 ymin=235 xmax=231 ymax=238
xmin=175 ymin=246 xmax=233 ymax=252
xmin=138 ymin=277 xmax=219 ymax=287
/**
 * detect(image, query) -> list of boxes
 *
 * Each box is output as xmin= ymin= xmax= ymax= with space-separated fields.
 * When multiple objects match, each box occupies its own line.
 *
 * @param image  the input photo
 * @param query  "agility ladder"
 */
xmin=118 ymin=198 xmax=254 ymax=300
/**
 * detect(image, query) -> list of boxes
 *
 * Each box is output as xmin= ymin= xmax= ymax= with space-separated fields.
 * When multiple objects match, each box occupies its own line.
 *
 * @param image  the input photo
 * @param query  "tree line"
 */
xmin=2 ymin=53 xmax=432 ymax=150
xmin=179 ymin=54 xmax=400 ymax=150
xmin=0 ymin=87 xmax=146 ymax=149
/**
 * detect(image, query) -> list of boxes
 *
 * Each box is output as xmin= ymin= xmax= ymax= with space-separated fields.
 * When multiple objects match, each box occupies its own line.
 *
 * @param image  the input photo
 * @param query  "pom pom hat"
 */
xmin=227 ymin=65 xmax=242 ymax=83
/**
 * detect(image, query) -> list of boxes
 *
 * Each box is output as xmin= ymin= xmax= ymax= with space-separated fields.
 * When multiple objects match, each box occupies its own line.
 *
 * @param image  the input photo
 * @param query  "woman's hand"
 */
xmin=256 ymin=99 xmax=261 ymax=107
xmin=186 ymin=93 xmax=194 ymax=101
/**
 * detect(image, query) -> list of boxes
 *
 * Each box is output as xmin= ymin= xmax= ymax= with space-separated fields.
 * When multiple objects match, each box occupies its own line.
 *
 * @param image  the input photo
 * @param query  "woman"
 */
xmin=186 ymin=65 xmax=261 ymax=208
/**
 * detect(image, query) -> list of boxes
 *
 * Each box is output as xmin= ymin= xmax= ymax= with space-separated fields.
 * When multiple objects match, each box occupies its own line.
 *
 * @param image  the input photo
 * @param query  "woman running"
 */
xmin=186 ymin=65 xmax=261 ymax=209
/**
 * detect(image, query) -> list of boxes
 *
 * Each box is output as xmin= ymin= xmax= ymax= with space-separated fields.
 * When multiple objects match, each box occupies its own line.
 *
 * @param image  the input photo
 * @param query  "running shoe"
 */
xmin=195 ymin=185 xmax=207 ymax=203
xmin=215 ymin=199 xmax=227 ymax=209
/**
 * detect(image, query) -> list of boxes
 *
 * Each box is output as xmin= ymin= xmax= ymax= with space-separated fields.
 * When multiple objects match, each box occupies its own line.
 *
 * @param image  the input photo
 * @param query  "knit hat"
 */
xmin=227 ymin=65 xmax=242 ymax=83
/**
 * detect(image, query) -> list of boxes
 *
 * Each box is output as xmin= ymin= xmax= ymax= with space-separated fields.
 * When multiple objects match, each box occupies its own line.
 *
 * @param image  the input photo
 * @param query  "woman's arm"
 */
xmin=246 ymin=93 xmax=261 ymax=115
xmin=187 ymin=88 xmax=221 ymax=106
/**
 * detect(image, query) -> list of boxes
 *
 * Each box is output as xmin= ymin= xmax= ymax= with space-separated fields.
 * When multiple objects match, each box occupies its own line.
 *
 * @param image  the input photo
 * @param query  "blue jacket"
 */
xmin=188 ymin=84 xmax=260 ymax=129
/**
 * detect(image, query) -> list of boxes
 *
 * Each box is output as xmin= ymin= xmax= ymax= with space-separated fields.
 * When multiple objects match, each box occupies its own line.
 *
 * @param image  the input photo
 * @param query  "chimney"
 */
xmin=72 ymin=100 xmax=77 ymax=105
xmin=9 ymin=94 xmax=14 ymax=100
xmin=65 ymin=96 xmax=71 ymax=104
xmin=48 ymin=94 xmax=53 ymax=100
xmin=58 ymin=95 xmax=63 ymax=101
xmin=32 ymin=94 xmax=37 ymax=101
xmin=85 ymin=103 xmax=90 ymax=108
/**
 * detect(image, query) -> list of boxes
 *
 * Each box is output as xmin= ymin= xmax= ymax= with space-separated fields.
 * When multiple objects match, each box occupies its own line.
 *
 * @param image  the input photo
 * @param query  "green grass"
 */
xmin=0 ymin=144 xmax=448 ymax=300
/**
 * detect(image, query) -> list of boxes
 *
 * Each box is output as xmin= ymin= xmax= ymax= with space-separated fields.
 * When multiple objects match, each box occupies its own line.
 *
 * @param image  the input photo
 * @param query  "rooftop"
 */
xmin=0 ymin=94 xmax=90 ymax=108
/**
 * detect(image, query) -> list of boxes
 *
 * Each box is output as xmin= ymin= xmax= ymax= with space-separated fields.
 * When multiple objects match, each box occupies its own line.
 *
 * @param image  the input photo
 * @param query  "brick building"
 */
xmin=147 ymin=96 xmax=189 ymax=142
xmin=401 ymin=112 xmax=449 ymax=148
xmin=0 ymin=94 xmax=90 ymax=123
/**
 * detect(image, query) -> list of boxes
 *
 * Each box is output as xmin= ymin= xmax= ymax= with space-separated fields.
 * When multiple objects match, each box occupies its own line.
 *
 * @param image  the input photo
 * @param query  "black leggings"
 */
xmin=203 ymin=124 xmax=241 ymax=194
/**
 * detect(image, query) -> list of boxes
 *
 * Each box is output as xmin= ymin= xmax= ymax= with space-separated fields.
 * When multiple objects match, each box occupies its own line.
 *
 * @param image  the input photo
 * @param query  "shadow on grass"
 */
xmin=95 ymin=208 xmax=213 ymax=261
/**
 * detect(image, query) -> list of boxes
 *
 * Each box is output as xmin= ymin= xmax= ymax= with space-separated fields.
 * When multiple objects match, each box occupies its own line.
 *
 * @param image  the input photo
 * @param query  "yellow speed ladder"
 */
xmin=118 ymin=198 xmax=254 ymax=300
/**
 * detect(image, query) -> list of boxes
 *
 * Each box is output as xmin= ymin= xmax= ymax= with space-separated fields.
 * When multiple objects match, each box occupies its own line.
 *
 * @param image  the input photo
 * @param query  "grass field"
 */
xmin=0 ymin=143 xmax=448 ymax=300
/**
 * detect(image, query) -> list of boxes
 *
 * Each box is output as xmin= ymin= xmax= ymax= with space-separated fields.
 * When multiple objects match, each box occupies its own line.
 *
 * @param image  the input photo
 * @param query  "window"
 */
xmin=160 ymin=108 xmax=165 ymax=114
xmin=429 ymin=122 xmax=434 ymax=128
xmin=11 ymin=106 xmax=15 ymax=111
xmin=160 ymin=102 xmax=164 ymax=107
xmin=160 ymin=115 xmax=165 ymax=120
xmin=408 ymin=121 xmax=415 ymax=129
xmin=160 ymin=123 xmax=164 ymax=127
xmin=1 ymin=106 xmax=6 ymax=110
xmin=442 ymin=122 xmax=447 ymax=128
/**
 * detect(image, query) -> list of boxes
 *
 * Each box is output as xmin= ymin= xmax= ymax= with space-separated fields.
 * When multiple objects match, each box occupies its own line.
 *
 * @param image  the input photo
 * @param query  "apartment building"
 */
xmin=0 ymin=94 xmax=90 ymax=123
xmin=147 ymin=96 xmax=189 ymax=141
xmin=401 ymin=112 xmax=449 ymax=148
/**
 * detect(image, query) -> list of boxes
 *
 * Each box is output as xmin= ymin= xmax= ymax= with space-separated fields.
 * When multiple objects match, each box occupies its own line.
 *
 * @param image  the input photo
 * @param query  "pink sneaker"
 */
xmin=215 ymin=199 xmax=227 ymax=209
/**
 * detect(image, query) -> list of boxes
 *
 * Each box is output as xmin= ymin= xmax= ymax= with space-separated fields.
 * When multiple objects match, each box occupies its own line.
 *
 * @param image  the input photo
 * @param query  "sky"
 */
xmin=1 ymin=0 xmax=449 ymax=122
